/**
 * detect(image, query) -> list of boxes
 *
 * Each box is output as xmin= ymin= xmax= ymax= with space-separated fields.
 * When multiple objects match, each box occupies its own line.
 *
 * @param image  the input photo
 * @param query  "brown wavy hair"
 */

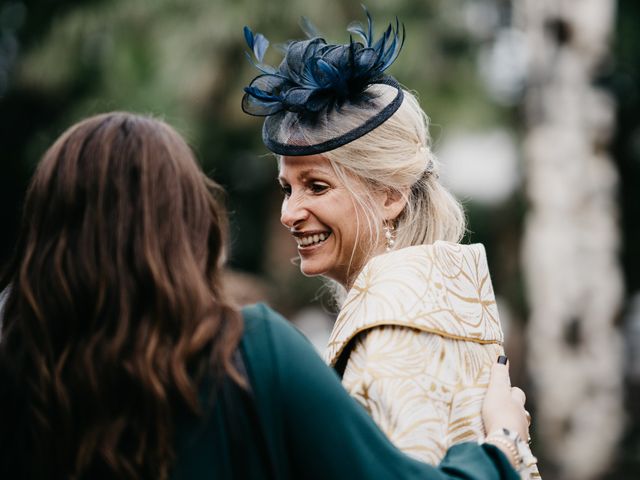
xmin=0 ymin=112 xmax=243 ymax=479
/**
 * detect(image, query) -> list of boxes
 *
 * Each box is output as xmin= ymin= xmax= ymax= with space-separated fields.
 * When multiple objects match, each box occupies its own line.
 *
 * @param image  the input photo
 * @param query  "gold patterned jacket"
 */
xmin=324 ymin=241 xmax=540 ymax=477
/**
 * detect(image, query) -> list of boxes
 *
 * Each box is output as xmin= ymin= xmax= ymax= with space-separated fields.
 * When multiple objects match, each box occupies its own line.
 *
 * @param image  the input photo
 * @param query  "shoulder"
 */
xmin=326 ymin=241 xmax=501 ymax=364
xmin=241 ymin=302 xmax=288 ymax=332
xmin=363 ymin=241 xmax=487 ymax=272
xmin=347 ymin=242 xmax=490 ymax=303
xmin=240 ymin=303 xmax=316 ymax=369
xmin=240 ymin=303 xmax=305 ymax=345
xmin=240 ymin=304 xmax=348 ymax=407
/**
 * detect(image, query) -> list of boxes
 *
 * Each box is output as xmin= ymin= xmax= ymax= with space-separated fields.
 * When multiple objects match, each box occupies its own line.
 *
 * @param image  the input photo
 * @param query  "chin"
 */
xmin=300 ymin=262 xmax=349 ymax=287
xmin=299 ymin=262 xmax=327 ymax=278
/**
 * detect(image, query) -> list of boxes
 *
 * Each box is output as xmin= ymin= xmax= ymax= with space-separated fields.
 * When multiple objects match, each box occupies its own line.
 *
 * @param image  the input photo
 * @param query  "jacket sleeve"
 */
xmin=244 ymin=304 xmax=520 ymax=480
xmin=341 ymin=326 xmax=453 ymax=464
xmin=342 ymin=326 xmax=542 ymax=480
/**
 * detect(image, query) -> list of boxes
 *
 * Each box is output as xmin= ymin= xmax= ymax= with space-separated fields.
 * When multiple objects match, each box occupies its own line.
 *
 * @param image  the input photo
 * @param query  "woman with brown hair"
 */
xmin=0 ymin=112 xmax=528 ymax=479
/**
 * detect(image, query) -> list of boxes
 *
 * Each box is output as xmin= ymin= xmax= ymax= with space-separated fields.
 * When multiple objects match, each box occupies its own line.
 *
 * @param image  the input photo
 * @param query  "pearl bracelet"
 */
xmin=485 ymin=429 xmax=522 ymax=468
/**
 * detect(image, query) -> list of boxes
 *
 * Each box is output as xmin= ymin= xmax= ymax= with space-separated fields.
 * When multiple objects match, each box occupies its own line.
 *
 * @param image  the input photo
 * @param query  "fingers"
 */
xmin=511 ymin=386 xmax=526 ymax=406
xmin=483 ymin=355 xmax=532 ymax=440
xmin=489 ymin=362 xmax=512 ymax=389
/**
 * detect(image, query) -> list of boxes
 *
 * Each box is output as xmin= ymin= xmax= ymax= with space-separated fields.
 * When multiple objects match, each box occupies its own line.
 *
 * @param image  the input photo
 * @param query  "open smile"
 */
xmin=294 ymin=231 xmax=332 ymax=249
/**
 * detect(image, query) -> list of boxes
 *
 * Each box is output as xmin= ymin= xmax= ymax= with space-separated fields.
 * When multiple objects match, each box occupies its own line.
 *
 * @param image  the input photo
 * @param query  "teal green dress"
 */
xmin=171 ymin=304 xmax=518 ymax=479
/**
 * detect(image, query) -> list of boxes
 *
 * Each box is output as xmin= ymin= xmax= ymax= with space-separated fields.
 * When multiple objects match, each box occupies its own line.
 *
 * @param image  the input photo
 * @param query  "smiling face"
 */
xmin=278 ymin=155 xmax=383 ymax=288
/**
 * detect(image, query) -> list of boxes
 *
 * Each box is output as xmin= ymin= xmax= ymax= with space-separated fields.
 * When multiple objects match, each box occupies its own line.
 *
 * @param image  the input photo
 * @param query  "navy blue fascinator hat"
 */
xmin=242 ymin=7 xmax=405 ymax=156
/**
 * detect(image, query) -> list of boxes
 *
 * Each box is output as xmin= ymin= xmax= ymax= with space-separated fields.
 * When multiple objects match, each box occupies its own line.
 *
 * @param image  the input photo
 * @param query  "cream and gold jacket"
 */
xmin=324 ymin=241 xmax=539 ymax=477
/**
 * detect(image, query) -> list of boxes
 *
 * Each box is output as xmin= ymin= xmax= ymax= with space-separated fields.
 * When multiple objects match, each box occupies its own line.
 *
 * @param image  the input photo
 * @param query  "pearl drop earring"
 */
xmin=384 ymin=224 xmax=396 ymax=252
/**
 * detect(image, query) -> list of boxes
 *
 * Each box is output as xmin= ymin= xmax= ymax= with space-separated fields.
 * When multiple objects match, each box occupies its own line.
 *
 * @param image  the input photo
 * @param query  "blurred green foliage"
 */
xmin=0 ymin=0 xmax=503 ymax=277
xmin=1 ymin=0 xmax=637 ymax=324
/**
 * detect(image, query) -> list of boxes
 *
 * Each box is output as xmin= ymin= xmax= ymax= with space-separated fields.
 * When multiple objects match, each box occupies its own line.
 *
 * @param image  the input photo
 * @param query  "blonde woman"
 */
xmin=242 ymin=8 xmax=540 ymax=478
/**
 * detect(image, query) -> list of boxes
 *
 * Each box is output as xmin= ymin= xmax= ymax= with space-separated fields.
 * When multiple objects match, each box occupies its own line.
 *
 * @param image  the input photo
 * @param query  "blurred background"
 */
xmin=0 ymin=0 xmax=638 ymax=478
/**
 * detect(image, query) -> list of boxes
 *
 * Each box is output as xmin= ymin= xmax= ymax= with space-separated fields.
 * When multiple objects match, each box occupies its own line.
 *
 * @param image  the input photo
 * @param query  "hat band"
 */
xmin=264 ymin=77 xmax=404 ymax=156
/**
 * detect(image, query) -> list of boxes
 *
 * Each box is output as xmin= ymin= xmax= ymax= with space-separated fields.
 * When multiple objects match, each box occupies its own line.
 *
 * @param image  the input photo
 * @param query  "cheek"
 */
xmin=318 ymin=193 xmax=369 ymax=247
xmin=333 ymin=209 xmax=362 ymax=251
xmin=344 ymin=207 xmax=380 ymax=254
xmin=342 ymin=221 xmax=359 ymax=246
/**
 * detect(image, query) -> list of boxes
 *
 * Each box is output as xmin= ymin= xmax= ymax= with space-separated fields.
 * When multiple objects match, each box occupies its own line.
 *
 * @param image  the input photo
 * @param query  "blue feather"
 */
xmin=300 ymin=16 xmax=321 ymax=39
xmin=242 ymin=7 xmax=405 ymax=117
xmin=243 ymin=26 xmax=254 ymax=49
xmin=364 ymin=5 xmax=374 ymax=46
xmin=347 ymin=21 xmax=367 ymax=45
xmin=301 ymin=59 xmax=321 ymax=88
xmin=253 ymin=33 xmax=269 ymax=62
xmin=316 ymin=58 xmax=341 ymax=88
xmin=382 ymin=21 xmax=404 ymax=69
xmin=244 ymin=52 xmax=277 ymax=75
xmin=347 ymin=5 xmax=375 ymax=47
xmin=244 ymin=86 xmax=280 ymax=102
xmin=243 ymin=26 xmax=269 ymax=63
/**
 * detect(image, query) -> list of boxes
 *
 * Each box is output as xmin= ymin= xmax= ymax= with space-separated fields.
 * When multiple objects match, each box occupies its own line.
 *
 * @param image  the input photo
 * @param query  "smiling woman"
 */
xmin=242 ymin=7 xmax=540 ymax=479
xmin=278 ymin=155 xmax=402 ymax=287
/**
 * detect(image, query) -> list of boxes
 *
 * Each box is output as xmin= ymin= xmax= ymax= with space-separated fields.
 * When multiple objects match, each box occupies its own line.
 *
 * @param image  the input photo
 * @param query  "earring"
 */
xmin=384 ymin=223 xmax=396 ymax=252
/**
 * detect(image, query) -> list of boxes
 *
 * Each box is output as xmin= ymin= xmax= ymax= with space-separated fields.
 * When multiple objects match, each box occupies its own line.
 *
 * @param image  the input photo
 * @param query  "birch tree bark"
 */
xmin=517 ymin=1 xmax=624 ymax=478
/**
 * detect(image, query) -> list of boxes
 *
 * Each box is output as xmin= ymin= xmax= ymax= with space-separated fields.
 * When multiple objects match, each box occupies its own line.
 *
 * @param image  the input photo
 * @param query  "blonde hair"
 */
xmin=323 ymin=85 xmax=465 ymax=251
xmin=278 ymin=85 xmax=466 ymax=298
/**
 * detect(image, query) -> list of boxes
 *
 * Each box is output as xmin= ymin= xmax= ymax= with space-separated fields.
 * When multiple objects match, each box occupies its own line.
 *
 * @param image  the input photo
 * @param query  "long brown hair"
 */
xmin=0 ymin=112 xmax=243 ymax=479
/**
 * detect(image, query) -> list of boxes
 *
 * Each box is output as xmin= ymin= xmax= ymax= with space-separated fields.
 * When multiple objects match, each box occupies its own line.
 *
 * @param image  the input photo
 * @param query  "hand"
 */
xmin=482 ymin=360 xmax=530 ymax=441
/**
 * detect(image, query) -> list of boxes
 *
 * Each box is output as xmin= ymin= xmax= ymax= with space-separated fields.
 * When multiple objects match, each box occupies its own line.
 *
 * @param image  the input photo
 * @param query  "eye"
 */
xmin=309 ymin=182 xmax=329 ymax=194
xmin=279 ymin=183 xmax=291 ymax=198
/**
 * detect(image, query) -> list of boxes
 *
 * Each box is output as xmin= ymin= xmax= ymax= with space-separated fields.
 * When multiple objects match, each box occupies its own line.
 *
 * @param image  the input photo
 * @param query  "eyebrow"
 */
xmin=278 ymin=167 xmax=332 ymax=182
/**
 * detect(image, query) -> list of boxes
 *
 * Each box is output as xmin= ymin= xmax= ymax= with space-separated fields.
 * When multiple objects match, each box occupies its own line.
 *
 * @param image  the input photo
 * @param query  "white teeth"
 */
xmin=296 ymin=232 xmax=330 ymax=247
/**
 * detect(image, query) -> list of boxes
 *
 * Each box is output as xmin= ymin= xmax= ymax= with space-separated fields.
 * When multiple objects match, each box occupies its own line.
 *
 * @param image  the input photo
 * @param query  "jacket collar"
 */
xmin=324 ymin=241 xmax=504 ymax=366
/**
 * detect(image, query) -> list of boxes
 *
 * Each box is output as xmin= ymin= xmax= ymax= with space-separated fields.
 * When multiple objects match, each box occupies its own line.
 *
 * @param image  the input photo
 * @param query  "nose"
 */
xmin=280 ymin=194 xmax=309 ymax=229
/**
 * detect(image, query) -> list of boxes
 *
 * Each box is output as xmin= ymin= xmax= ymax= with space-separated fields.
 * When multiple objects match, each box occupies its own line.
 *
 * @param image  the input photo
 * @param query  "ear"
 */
xmin=381 ymin=187 xmax=408 ymax=222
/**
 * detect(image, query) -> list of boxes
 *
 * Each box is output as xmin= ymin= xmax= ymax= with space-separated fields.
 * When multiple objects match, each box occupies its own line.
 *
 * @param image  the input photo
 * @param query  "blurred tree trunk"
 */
xmin=517 ymin=0 xmax=623 ymax=478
